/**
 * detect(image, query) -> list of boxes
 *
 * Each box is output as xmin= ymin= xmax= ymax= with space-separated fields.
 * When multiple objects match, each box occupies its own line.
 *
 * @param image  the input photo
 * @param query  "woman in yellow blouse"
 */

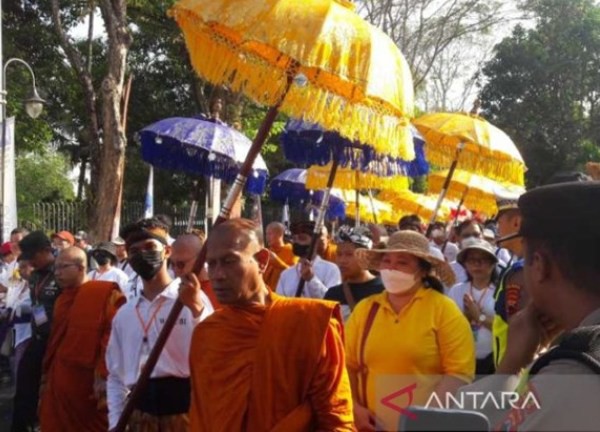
xmin=346 ymin=230 xmax=475 ymax=431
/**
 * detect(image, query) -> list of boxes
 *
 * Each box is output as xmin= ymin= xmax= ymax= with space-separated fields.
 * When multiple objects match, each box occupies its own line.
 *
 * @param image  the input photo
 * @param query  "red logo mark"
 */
xmin=380 ymin=382 xmax=418 ymax=420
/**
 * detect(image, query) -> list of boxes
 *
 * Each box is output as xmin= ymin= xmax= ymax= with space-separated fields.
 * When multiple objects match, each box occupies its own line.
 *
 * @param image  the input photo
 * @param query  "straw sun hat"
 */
xmin=355 ymin=230 xmax=456 ymax=287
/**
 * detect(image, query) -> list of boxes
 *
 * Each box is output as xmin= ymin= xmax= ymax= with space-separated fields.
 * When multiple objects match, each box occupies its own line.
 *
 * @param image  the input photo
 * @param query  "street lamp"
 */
xmin=0 ymin=58 xmax=46 ymax=239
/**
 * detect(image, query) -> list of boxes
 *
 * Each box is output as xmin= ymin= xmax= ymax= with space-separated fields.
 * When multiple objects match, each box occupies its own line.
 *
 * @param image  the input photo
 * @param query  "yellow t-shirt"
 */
xmin=345 ymin=288 xmax=475 ymax=430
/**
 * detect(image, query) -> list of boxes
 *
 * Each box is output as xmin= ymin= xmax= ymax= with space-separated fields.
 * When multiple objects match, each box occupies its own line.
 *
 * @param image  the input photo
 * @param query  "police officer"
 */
xmin=11 ymin=232 xmax=61 ymax=432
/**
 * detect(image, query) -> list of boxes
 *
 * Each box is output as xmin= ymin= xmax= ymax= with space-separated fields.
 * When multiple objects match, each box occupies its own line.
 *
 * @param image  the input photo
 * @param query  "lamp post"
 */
xmin=0 ymin=58 xmax=46 ymax=239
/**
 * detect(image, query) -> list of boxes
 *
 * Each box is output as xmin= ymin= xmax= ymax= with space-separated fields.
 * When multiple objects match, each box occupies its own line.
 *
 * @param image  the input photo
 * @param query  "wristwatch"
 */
xmin=478 ymin=313 xmax=487 ymax=323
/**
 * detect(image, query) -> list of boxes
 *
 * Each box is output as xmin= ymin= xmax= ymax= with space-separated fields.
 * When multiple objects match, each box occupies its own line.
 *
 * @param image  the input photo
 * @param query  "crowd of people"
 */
xmin=0 ymin=179 xmax=598 ymax=431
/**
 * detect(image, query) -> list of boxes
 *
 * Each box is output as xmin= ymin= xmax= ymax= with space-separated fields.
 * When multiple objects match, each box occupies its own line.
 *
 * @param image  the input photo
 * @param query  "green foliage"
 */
xmin=16 ymin=151 xmax=75 ymax=225
xmin=479 ymin=0 xmax=600 ymax=186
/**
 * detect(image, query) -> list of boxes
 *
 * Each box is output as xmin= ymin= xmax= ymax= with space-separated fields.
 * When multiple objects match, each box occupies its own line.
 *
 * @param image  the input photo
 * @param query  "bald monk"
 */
xmin=258 ymin=233 xmax=289 ymax=290
xmin=171 ymin=233 xmax=220 ymax=308
xmin=189 ymin=218 xmax=354 ymax=431
xmin=39 ymin=247 xmax=126 ymax=432
xmin=319 ymin=225 xmax=338 ymax=263
xmin=266 ymin=222 xmax=297 ymax=266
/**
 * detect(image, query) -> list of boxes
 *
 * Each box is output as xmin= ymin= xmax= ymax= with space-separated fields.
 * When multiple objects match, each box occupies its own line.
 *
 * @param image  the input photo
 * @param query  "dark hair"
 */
xmin=11 ymin=228 xmax=29 ymax=236
xmin=399 ymin=215 xmax=423 ymax=233
xmin=456 ymin=219 xmax=483 ymax=236
xmin=417 ymin=259 xmax=444 ymax=293
xmin=155 ymin=214 xmax=173 ymax=229
xmin=525 ymin=235 xmax=600 ymax=295
xmin=545 ymin=171 xmax=592 ymax=185
xmin=120 ymin=217 xmax=170 ymax=241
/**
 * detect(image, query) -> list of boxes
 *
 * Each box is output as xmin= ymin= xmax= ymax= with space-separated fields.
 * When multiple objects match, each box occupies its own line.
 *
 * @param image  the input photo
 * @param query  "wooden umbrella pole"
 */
xmin=294 ymin=157 xmax=340 ymax=297
xmin=426 ymin=142 xmax=466 ymax=237
xmin=441 ymin=187 xmax=468 ymax=254
xmin=114 ymin=73 xmax=294 ymax=432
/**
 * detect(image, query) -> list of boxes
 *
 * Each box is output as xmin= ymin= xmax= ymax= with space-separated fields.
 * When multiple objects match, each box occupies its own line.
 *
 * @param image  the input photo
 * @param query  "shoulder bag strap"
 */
xmin=358 ymin=302 xmax=380 ymax=407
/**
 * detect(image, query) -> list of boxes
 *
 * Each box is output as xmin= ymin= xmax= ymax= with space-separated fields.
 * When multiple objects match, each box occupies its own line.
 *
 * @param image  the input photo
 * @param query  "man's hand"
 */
xmin=498 ymin=303 xmax=562 ymax=374
xmin=298 ymin=258 xmax=315 ymax=282
xmin=179 ymin=273 xmax=204 ymax=318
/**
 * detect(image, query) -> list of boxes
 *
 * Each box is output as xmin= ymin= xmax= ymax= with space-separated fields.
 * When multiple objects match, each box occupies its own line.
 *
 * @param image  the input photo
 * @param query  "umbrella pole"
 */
xmin=426 ymin=142 xmax=465 ymax=237
xmin=368 ymin=189 xmax=379 ymax=225
xmin=114 ymin=77 xmax=293 ymax=432
xmin=294 ymin=158 xmax=340 ymax=297
xmin=441 ymin=187 xmax=468 ymax=254
xmin=354 ymin=171 xmax=360 ymax=227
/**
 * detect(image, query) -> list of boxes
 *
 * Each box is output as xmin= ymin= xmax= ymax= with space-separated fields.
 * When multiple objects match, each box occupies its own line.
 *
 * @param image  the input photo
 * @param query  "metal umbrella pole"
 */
xmin=294 ymin=157 xmax=340 ymax=298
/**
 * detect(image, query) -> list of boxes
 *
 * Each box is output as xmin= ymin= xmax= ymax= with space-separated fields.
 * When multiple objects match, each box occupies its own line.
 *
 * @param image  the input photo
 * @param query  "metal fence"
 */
xmin=21 ymin=200 xmax=285 ymax=239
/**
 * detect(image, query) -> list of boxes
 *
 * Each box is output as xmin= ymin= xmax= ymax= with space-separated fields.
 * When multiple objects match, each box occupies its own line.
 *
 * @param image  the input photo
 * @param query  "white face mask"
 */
xmin=380 ymin=269 xmax=418 ymax=294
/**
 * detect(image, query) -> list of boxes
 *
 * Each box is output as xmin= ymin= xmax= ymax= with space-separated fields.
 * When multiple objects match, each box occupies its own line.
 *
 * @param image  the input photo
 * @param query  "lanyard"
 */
xmin=34 ymin=273 xmax=52 ymax=304
xmin=135 ymin=297 xmax=166 ymax=344
xmin=469 ymin=283 xmax=490 ymax=311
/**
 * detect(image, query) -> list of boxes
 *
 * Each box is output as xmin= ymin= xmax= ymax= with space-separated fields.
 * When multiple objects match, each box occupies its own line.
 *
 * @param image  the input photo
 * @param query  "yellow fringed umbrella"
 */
xmin=414 ymin=112 xmax=525 ymax=185
xmin=428 ymin=169 xmax=526 ymax=217
xmin=306 ymin=163 xmax=409 ymax=193
xmin=339 ymin=190 xmax=396 ymax=225
xmin=413 ymin=112 xmax=525 ymax=231
xmin=170 ymin=0 xmax=415 ymax=159
xmin=120 ymin=0 xmax=415 ymax=428
xmin=379 ymin=190 xmax=456 ymax=222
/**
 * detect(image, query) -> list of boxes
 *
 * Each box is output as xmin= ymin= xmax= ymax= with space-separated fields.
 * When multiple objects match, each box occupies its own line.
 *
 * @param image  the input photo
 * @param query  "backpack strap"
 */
xmin=530 ymin=326 xmax=600 ymax=375
xmin=357 ymin=302 xmax=380 ymax=406
xmin=342 ymin=282 xmax=357 ymax=311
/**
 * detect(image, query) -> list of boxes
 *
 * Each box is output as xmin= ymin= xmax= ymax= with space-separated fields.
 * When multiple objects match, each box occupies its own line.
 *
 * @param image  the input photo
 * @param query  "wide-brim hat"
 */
xmin=457 ymin=238 xmax=498 ymax=265
xmin=355 ymin=230 xmax=455 ymax=286
xmin=93 ymin=241 xmax=118 ymax=260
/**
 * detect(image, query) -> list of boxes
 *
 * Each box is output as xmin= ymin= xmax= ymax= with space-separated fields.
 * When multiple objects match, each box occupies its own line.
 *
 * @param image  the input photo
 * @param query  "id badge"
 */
xmin=471 ymin=324 xmax=479 ymax=342
xmin=138 ymin=342 xmax=150 ymax=375
xmin=33 ymin=305 xmax=48 ymax=326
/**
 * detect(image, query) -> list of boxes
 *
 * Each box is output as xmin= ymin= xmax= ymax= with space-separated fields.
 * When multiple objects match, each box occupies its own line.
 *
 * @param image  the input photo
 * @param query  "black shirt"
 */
xmin=29 ymin=263 xmax=61 ymax=341
xmin=325 ymin=277 xmax=384 ymax=305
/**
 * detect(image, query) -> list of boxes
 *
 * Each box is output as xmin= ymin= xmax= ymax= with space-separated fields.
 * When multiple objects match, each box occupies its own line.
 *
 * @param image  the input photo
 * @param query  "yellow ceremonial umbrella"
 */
xmin=338 ymin=190 xmax=396 ymax=225
xmin=413 ymin=112 xmax=525 ymax=230
xmin=379 ymin=190 xmax=455 ymax=223
xmin=428 ymin=169 xmax=526 ymax=217
xmin=120 ymin=0 xmax=416 ymax=428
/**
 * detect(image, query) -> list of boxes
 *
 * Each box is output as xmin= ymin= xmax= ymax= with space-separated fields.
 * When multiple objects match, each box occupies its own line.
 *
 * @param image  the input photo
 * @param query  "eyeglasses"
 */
xmin=465 ymin=257 xmax=494 ymax=266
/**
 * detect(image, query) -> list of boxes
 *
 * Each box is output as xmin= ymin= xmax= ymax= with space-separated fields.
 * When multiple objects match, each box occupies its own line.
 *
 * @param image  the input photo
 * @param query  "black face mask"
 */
xmin=129 ymin=250 xmax=164 ymax=281
xmin=93 ymin=252 xmax=112 ymax=266
xmin=292 ymin=243 xmax=310 ymax=258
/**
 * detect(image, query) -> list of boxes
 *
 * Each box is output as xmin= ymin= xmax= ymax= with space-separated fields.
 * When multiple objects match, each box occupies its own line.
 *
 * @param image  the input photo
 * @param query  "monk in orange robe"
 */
xmin=266 ymin=222 xmax=297 ymax=266
xmin=39 ymin=247 xmax=126 ymax=432
xmin=190 ymin=219 xmax=354 ymax=431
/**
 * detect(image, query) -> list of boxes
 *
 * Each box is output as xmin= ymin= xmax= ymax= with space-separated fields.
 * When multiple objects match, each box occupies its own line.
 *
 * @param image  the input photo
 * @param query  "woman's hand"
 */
xmin=353 ymin=402 xmax=377 ymax=432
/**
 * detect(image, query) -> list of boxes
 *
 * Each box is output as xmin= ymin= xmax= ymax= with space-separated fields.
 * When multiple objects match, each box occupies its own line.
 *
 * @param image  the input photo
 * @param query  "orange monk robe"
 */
xmin=40 ymin=281 xmax=126 ymax=432
xmin=270 ymin=242 xmax=297 ymax=266
xmin=320 ymin=242 xmax=338 ymax=263
xmin=189 ymin=293 xmax=355 ymax=431
xmin=262 ymin=251 xmax=289 ymax=291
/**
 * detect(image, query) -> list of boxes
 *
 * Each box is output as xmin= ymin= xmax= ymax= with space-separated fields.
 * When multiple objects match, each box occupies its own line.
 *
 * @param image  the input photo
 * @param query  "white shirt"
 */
xmin=88 ymin=267 xmax=130 ymax=293
xmin=5 ymin=280 xmax=31 ymax=347
xmin=450 ymin=261 xmax=468 ymax=284
xmin=495 ymin=247 xmax=513 ymax=268
xmin=118 ymin=260 xmax=136 ymax=279
xmin=276 ymin=256 xmax=341 ymax=299
xmin=448 ymin=281 xmax=495 ymax=359
xmin=106 ymin=278 xmax=213 ymax=428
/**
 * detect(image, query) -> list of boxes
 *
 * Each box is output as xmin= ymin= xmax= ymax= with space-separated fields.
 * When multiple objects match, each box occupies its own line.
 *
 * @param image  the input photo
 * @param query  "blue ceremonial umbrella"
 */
xmin=138 ymin=116 xmax=269 ymax=194
xmin=270 ymin=169 xmax=346 ymax=220
xmin=280 ymin=119 xmax=429 ymax=177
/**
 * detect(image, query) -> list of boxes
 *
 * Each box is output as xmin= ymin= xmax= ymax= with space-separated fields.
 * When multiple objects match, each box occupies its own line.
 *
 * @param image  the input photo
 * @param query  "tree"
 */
xmin=49 ymin=0 xmax=131 ymax=240
xmin=358 ymin=0 xmax=509 ymax=89
xmin=16 ymin=151 xmax=75 ymax=226
xmin=479 ymin=0 xmax=600 ymax=186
